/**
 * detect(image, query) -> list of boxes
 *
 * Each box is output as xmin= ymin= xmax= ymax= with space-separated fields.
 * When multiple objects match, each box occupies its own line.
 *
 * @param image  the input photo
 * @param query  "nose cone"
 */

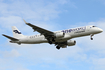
xmin=98 ymin=28 xmax=103 ymax=33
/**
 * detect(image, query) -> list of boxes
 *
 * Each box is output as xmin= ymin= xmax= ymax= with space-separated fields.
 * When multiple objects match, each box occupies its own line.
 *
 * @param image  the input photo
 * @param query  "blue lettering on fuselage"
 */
xmin=62 ymin=27 xmax=86 ymax=33
xmin=13 ymin=30 xmax=21 ymax=34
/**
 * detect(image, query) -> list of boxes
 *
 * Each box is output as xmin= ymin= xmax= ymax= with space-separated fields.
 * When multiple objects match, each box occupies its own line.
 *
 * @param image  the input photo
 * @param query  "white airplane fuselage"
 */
xmin=16 ymin=25 xmax=103 ymax=44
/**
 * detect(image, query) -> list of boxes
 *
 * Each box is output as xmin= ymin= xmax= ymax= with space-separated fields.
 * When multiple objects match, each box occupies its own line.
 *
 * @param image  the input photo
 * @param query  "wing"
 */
xmin=2 ymin=34 xmax=19 ymax=41
xmin=23 ymin=19 xmax=54 ymax=38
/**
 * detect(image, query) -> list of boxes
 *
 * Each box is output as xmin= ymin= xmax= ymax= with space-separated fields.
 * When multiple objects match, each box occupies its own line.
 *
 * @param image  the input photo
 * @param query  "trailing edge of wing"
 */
xmin=2 ymin=34 xmax=19 ymax=41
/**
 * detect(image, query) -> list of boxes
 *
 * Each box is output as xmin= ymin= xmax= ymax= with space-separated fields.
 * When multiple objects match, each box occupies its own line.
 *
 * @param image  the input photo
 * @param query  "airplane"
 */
xmin=2 ymin=20 xmax=103 ymax=49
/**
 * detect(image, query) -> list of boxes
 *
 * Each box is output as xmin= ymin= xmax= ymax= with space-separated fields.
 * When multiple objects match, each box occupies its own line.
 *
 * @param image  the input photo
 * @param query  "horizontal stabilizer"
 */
xmin=2 ymin=34 xmax=19 ymax=41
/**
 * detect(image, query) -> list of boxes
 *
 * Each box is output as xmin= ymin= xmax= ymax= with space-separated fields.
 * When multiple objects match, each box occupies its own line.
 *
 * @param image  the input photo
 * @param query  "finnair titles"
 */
xmin=2 ymin=20 xmax=103 ymax=50
xmin=62 ymin=27 xmax=86 ymax=33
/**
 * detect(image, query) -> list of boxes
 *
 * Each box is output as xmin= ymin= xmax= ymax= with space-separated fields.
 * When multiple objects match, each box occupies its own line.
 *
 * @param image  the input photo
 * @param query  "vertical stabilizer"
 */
xmin=12 ymin=26 xmax=24 ymax=38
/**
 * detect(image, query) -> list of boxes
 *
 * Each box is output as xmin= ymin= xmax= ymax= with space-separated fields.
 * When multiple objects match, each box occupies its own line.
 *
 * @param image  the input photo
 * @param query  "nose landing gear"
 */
xmin=91 ymin=38 xmax=93 ymax=40
xmin=90 ymin=34 xmax=94 ymax=40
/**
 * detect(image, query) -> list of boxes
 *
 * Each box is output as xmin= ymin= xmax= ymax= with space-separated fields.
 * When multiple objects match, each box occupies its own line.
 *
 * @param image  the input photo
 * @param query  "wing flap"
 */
xmin=2 ymin=34 xmax=19 ymax=41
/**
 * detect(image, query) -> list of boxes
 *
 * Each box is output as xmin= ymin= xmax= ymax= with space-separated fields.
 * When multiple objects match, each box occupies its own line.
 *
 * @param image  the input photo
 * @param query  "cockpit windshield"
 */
xmin=93 ymin=26 xmax=96 ymax=27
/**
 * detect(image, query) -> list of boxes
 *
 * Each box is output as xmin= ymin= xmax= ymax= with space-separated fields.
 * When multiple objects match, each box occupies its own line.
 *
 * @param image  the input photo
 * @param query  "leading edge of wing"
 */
xmin=23 ymin=19 xmax=54 ymax=35
xmin=2 ymin=34 xmax=19 ymax=41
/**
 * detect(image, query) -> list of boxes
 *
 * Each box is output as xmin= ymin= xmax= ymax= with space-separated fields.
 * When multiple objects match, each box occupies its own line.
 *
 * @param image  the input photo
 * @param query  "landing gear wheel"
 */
xmin=48 ymin=41 xmax=52 ymax=44
xmin=91 ymin=38 xmax=93 ymax=40
xmin=56 ymin=46 xmax=60 ymax=50
xmin=48 ymin=37 xmax=55 ymax=44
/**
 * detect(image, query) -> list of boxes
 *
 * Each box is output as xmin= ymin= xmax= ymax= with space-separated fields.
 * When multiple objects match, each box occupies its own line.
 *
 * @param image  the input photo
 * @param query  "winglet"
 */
xmin=23 ymin=19 xmax=29 ymax=24
xmin=2 ymin=34 xmax=5 ymax=36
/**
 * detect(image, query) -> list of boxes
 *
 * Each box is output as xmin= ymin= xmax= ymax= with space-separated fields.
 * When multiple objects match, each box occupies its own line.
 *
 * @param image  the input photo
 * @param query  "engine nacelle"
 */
xmin=54 ymin=32 xmax=65 ymax=38
xmin=67 ymin=40 xmax=76 ymax=46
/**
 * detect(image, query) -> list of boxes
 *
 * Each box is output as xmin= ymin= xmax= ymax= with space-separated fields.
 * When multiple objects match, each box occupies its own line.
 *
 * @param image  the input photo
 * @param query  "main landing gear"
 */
xmin=48 ymin=41 xmax=53 ymax=44
xmin=56 ymin=46 xmax=60 ymax=50
xmin=90 ymin=34 xmax=94 ymax=40
xmin=18 ymin=42 xmax=21 ymax=45
xmin=48 ymin=37 xmax=55 ymax=44
xmin=48 ymin=37 xmax=60 ymax=50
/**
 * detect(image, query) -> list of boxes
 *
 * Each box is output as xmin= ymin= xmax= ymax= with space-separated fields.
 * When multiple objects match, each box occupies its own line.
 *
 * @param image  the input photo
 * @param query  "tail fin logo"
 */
xmin=13 ymin=30 xmax=21 ymax=34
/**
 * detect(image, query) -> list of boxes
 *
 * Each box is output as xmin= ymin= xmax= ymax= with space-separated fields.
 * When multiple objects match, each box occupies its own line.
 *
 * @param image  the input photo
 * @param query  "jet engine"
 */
xmin=54 ymin=32 xmax=65 ymax=38
xmin=67 ymin=40 xmax=76 ymax=46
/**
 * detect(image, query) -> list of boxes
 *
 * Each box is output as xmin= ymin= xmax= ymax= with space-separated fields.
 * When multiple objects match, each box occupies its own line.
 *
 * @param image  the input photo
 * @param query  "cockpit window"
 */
xmin=93 ymin=26 xmax=96 ymax=27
